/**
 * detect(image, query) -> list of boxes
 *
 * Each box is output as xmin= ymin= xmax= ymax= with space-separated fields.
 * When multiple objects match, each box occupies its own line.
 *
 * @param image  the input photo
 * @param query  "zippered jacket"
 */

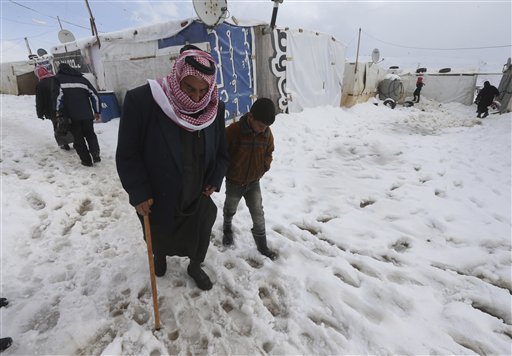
xmin=225 ymin=114 xmax=274 ymax=186
xmin=54 ymin=63 xmax=101 ymax=121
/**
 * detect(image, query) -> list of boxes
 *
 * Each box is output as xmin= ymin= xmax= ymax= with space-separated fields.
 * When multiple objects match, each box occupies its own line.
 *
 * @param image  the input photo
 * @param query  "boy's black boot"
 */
xmin=223 ymin=228 xmax=234 ymax=246
xmin=252 ymin=229 xmax=278 ymax=261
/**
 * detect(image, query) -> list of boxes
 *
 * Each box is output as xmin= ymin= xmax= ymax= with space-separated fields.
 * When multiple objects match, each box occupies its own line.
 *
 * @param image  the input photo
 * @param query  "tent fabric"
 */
xmin=400 ymin=74 xmax=477 ymax=105
xmin=378 ymin=78 xmax=404 ymax=101
xmin=0 ymin=60 xmax=36 ymax=95
xmin=158 ymin=21 xmax=255 ymax=120
xmin=253 ymin=26 xmax=285 ymax=113
xmin=206 ymin=22 xmax=254 ymax=119
xmin=497 ymin=59 xmax=512 ymax=113
xmin=97 ymin=21 xmax=255 ymax=120
xmin=285 ymin=29 xmax=345 ymax=113
xmin=340 ymin=62 xmax=386 ymax=107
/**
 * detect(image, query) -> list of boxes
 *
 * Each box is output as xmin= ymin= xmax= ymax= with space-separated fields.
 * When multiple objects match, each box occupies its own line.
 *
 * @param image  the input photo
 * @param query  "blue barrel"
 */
xmin=98 ymin=91 xmax=120 ymax=122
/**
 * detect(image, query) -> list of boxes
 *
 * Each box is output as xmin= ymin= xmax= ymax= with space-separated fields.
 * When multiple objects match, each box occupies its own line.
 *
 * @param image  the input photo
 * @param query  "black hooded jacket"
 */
xmin=476 ymin=82 xmax=500 ymax=107
xmin=54 ymin=63 xmax=101 ymax=121
xmin=36 ymin=77 xmax=56 ymax=119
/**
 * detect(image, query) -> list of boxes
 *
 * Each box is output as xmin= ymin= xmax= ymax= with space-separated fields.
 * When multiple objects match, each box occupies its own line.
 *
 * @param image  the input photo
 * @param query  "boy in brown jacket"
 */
xmin=222 ymin=98 xmax=277 ymax=260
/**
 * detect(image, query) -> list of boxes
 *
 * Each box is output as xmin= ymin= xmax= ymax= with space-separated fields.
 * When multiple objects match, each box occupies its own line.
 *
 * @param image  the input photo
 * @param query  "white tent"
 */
xmin=400 ymin=71 xmax=478 ymax=105
xmin=341 ymin=61 xmax=386 ymax=107
xmin=0 ymin=60 xmax=36 ymax=95
xmin=285 ymin=29 xmax=346 ymax=112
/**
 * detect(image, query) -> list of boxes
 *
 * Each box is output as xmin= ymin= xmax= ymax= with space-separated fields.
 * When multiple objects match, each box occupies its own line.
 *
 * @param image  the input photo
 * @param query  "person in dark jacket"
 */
xmin=475 ymin=81 xmax=500 ymax=118
xmin=54 ymin=63 xmax=101 ymax=166
xmin=413 ymin=76 xmax=425 ymax=103
xmin=116 ymin=45 xmax=229 ymax=291
xmin=35 ymin=65 xmax=72 ymax=150
xmin=222 ymin=98 xmax=278 ymax=260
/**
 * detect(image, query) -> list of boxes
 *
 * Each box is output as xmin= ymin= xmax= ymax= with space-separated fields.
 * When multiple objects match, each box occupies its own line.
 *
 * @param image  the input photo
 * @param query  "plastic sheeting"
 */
xmin=100 ymin=20 xmax=254 ymax=121
xmin=341 ymin=62 xmax=387 ymax=107
xmin=286 ymin=29 xmax=345 ymax=113
xmin=498 ymin=58 xmax=512 ymax=113
xmin=400 ymin=74 xmax=477 ymax=105
xmin=253 ymin=26 xmax=286 ymax=113
xmin=378 ymin=78 xmax=404 ymax=101
xmin=0 ymin=60 xmax=35 ymax=94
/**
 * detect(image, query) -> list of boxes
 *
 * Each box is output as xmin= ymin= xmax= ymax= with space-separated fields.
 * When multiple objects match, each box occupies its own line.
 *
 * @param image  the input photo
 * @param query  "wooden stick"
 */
xmin=143 ymin=215 xmax=161 ymax=330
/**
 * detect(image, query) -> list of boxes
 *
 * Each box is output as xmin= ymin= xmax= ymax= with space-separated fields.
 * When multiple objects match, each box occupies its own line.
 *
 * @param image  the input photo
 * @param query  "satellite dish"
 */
xmin=193 ymin=0 xmax=228 ymax=27
xmin=371 ymin=48 xmax=380 ymax=64
xmin=36 ymin=48 xmax=48 ymax=57
xmin=58 ymin=29 xmax=76 ymax=44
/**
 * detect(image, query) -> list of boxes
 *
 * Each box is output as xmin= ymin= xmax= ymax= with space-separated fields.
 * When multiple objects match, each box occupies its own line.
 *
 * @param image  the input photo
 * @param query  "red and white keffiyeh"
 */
xmin=34 ymin=66 xmax=54 ymax=80
xmin=151 ymin=49 xmax=218 ymax=131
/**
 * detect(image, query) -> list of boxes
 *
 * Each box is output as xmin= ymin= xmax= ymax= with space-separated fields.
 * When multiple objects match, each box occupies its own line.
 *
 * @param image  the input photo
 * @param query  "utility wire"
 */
xmin=3 ymin=30 xmax=56 ymax=42
xmin=8 ymin=0 xmax=91 ymax=31
xmin=0 ymin=17 xmax=57 ymax=27
xmin=363 ymin=30 xmax=511 ymax=50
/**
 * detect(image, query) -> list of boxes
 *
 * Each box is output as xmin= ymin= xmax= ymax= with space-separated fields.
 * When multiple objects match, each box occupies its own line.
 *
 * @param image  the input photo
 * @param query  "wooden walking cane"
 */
xmin=143 ymin=215 xmax=161 ymax=330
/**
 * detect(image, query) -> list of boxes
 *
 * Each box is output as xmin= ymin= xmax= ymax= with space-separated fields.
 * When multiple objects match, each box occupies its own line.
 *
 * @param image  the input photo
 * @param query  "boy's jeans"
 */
xmin=223 ymin=180 xmax=265 ymax=236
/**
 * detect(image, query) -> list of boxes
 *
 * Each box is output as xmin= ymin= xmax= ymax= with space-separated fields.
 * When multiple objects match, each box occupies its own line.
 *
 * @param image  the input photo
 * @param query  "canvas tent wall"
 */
xmin=253 ymin=27 xmax=346 ymax=113
xmin=341 ymin=61 xmax=386 ymax=107
xmin=285 ymin=29 xmax=346 ymax=113
xmin=0 ymin=60 xmax=38 ymax=95
xmin=48 ymin=18 xmax=348 ymax=119
xmin=51 ymin=19 xmax=256 ymax=121
xmin=253 ymin=26 xmax=288 ymax=113
xmin=400 ymin=72 xmax=477 ymax=105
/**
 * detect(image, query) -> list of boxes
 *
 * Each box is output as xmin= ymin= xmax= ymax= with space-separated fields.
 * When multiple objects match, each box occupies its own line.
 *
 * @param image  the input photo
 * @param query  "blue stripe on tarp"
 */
xmin=158 ymin=21 xmax=254 ymax=121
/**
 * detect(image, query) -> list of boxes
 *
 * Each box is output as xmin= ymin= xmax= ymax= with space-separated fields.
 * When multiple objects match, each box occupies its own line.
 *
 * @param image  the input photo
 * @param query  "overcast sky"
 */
xmin=1 ymin=0 xmax=511 ymax=69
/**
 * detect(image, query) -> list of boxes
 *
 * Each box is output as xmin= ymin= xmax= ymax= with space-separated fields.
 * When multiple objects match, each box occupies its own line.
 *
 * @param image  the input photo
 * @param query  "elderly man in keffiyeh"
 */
xmin=116 ymin=45 xmax=229 ymax=291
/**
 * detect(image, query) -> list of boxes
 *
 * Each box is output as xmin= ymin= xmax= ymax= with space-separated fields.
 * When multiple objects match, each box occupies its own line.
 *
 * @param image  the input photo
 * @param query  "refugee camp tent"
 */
xmin=51 ymin=18 xmax=260 ymax=120
xmin=252 ymin=26 xmax=346 ymax=113
xmin=284 ymin=29 xmax=346 ymax=113
xmin=400 ymin=70 xmax=478 ymax=105
xmin=341 ymin=59 xmax=386 ymax=107
xmin=48 ymin=18 xmax=347 ymax=119
xmin=0 ymin=60 xmax=37 ymax=95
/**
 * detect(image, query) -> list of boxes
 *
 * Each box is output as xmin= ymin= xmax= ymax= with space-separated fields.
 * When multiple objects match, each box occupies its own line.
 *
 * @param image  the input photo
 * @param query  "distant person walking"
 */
xmin=222 ymin=98 xmax=278 ymax=260
xmin=54 ymin=63 xmax=102 ymax=167
xmin=413 ymin=76 xmax=425 ymax=103
xmin=475 ymin=80 xmax=500 ymax=118
xmin=35 ymin=65 xmax=72 ymax=150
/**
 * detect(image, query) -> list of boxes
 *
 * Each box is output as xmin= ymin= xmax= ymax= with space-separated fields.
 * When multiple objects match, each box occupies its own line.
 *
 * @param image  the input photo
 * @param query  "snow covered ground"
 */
xmin=1 ymin=94 xmax=511 ymax=355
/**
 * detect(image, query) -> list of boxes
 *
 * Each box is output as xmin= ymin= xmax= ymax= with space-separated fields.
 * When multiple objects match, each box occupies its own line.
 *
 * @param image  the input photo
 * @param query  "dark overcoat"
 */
xmin=35 ymin=77 xmax=56 ymax=120
xmin=116 ymin=83 xmax=229 ymax=226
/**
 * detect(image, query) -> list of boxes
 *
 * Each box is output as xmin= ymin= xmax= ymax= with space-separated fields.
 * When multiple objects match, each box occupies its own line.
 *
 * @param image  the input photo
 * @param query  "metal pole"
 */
xmin=270 ymin=0 xmax=283 ymax=29
xmin=24 ymin=37 xmax=33 ymax=56
xmin=84 ymin=0 xmax=101 ymax=48
xmin=57 ymin=16 xmax=63 ymax=30
xmin=354 ymin=28 xmax=361 ymax=74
